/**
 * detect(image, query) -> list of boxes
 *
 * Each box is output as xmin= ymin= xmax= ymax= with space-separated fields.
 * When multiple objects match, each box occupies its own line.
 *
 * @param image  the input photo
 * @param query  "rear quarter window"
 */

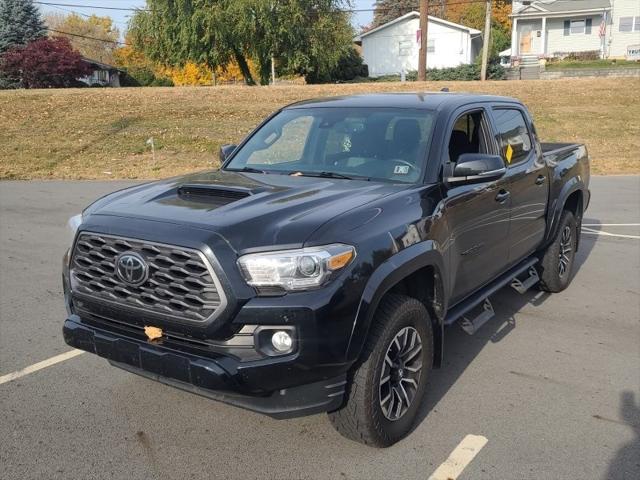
xmin=492 ymin=108 xmax=533 ymax=166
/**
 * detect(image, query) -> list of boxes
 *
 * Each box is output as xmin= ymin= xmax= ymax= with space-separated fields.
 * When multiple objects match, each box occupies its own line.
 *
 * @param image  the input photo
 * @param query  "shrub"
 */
xmin=0 ymin=36 xmax=91 ymax=88
xmin=150 ymin=76 xmax=174 ymax=87
xmin=551 ymin=50 xmax=600 ymax=61
xmin=406 ymin=62 xmax=505 ymax=81
xmin=305 ymin=47 xmax=368 ymax=84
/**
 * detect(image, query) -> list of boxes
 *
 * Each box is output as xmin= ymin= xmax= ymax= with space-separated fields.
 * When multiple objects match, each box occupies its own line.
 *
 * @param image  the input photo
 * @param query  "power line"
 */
xmin=48 ymin=27 xmax=128 ymax=45
xmin=33 ymin=1 xmax=149 ymax=12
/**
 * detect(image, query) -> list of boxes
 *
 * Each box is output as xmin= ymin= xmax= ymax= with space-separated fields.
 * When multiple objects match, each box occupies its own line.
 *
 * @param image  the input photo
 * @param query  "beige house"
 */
xmin=510 ymin=0 xmax=640 ymax=59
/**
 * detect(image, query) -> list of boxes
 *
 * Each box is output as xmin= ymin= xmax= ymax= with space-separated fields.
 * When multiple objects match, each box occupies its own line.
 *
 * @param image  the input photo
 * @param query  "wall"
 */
xmin=361 ymin=17 xmax=475 ymax=77
xmin=541 ymin=67 xmax=640 ymax=77
xmin=545 ymin=15 xmax=605 ymax=56
xmin=607 ymin=0 xmax=640 ymax=58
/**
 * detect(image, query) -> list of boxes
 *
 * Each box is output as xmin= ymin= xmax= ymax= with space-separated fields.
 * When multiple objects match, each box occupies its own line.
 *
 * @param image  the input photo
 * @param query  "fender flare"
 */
xmin=345 ymin=240 xmax=448 ymax=365
xmin=545 ymin=178 xmax=585 ymax=247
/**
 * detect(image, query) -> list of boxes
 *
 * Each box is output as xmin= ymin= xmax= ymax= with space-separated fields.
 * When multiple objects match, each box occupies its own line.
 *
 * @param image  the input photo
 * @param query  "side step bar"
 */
xmin=460 ymin=299 xmax=494 ymax=335
xmin=511 ymin=266 xmax=540 ymax=294
xmin=444 ymin=257 xmax=539 ymax=331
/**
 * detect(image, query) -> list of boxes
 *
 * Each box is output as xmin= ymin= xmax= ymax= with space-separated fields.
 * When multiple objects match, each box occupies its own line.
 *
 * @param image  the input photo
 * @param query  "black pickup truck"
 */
xmin=63 ymin=93 xmax=590 ymax=447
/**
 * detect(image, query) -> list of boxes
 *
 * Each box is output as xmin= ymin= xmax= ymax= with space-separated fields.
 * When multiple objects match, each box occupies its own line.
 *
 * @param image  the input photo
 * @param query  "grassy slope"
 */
xmin=0 ymin=77 xmax=638 ymax=179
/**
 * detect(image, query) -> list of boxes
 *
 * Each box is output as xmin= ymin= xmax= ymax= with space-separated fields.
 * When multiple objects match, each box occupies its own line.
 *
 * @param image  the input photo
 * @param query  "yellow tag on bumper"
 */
xmin=144 ymin=326 xmax=163 ymax=341
xmin=505 ymin=144 xmax=513 ymax=163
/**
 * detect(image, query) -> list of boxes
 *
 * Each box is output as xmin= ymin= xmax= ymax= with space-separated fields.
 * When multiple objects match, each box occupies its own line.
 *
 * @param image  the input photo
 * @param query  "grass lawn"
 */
xmin=0 ymin=77 xmax=638 ymax=179
xmin=545 ymin=59 xmax=640 ymax=70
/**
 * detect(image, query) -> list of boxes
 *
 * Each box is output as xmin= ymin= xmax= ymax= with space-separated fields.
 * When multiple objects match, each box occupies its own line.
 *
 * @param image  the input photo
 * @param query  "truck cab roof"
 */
xmin=285 ymin=92 xmax=522 ymax=111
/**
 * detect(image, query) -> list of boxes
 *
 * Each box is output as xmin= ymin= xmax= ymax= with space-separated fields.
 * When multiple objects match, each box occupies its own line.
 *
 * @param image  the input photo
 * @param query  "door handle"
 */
xmin=535 ymin=175 xmax=546 ymax=185
xmin=495 ymin=190 xmax=510 ymax=203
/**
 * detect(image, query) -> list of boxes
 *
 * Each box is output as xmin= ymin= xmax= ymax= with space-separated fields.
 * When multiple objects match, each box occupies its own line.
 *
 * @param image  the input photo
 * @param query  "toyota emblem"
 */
xmin=116 ymin=252 xmax=149 ymax=286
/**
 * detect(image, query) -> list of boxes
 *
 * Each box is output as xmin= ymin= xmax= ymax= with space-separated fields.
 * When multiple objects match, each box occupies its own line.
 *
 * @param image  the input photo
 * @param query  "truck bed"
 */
xmin=541 ymin=142 xmax=581 ymax=156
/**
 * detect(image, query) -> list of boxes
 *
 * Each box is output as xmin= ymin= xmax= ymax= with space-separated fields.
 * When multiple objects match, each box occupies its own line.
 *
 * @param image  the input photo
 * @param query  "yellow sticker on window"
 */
xmin=505 ymin=144 xmax=514 ymax=163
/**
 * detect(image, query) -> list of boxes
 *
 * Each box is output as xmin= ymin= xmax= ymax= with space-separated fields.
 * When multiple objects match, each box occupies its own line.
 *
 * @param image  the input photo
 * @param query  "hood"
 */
xmin=85 ymin=169 xmax=412 ymax=253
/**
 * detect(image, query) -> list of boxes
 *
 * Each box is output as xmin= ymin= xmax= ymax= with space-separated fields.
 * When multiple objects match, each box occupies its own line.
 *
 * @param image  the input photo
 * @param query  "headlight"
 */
xmin=237 ymin=244 xmax=356 ymax=293
xmin=67 ymin=214 xmax=83 ymax=248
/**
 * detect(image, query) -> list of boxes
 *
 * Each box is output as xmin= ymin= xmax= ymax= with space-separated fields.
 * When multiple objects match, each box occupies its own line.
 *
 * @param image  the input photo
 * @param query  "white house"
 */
xmin=354 ymin=12 xmax=482 ymax=77
xmin=78 ymin=58 xmax=122 ymax=87
xmin=510 ymin=0 xmax=640 ymax=60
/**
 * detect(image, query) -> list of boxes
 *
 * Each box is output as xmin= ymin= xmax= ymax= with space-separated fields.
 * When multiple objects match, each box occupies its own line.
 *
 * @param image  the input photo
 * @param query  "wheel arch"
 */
xmin=545 ymin=179 xmax=586 ymax=251
xmin=345 ymin=241 xmax=448 ymax=368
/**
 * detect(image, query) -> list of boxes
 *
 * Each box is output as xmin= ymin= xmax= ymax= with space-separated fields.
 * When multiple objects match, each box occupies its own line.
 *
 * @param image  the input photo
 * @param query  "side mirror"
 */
xmin=219 ymin=144 xmax=237 ymax=163
xmin=446 ymin=153 xmax=506 ymax=185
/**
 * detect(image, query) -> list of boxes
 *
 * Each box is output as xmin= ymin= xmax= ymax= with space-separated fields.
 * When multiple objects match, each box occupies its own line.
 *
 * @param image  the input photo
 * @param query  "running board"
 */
xmin=444 ymin=257 xmax=539 ymax=328
xmin=460 ymin=299 xmax=494 ymax=335
xmin=511 ymin=266 xmax=540 ymax=294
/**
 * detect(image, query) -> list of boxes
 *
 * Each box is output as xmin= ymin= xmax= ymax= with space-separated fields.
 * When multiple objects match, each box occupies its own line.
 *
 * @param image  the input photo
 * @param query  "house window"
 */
xmin=398 ymin=40 xmax=412 ymax=56
xmin=619 ymin=16 xmax=640 ymax=32
xmin=563 ymin=18 xmax=593 ymax=35
xmin=570 ymin=19 xmax=585 ymax=34
xmin=427 ymin=39 xmax=435 ymax=53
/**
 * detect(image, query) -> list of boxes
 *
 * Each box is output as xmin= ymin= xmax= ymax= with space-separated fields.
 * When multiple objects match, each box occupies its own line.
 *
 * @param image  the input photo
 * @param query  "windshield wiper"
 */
xmin=234 ymin=166 xmax=268 ymax=174
xmin=290 ymin=171 xmax=368 ymax=180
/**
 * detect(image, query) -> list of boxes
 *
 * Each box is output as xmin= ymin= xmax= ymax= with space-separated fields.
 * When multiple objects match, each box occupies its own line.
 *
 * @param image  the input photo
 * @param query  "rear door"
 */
xmin=490 ymin=106 xmax=549 ymax=266
xmin=443 ymin=106 xmax=511 ymax=304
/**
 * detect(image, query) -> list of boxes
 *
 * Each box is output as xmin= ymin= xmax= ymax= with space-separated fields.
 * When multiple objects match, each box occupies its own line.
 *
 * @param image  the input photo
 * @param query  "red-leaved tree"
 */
xmin=0 ymin=36 xmax=92 ymax=88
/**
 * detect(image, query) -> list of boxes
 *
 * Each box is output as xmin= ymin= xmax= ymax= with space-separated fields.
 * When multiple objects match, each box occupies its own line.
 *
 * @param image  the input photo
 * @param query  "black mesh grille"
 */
xmin=70 ymin=233 xmax=224 ymax=322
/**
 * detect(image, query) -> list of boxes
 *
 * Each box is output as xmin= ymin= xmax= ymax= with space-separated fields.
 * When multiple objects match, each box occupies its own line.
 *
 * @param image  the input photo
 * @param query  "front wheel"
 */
xmin=328 ymin=294 xmax=433 ymax=447
xmin=538 ymin=210 xmax=578 ymax=292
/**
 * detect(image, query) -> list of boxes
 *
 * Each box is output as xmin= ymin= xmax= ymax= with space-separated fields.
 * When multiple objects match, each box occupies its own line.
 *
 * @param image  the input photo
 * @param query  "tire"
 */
xmin=328 ymin=294 xmax=433 ymax=447
xmin=538 ymin=210 xmax=578 ymax=293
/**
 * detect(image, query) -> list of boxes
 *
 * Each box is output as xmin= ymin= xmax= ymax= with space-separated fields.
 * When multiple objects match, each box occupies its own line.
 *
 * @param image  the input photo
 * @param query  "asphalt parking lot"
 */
xmin=1 ymin=176 xmax=639 ymax=480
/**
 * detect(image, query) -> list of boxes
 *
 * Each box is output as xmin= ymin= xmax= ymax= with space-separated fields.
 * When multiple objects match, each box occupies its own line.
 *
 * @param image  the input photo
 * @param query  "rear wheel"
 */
xmin=328 ymin=294 xmax=433 ymax=447
xmin=538 ymin=210 xmax=578 ymax=292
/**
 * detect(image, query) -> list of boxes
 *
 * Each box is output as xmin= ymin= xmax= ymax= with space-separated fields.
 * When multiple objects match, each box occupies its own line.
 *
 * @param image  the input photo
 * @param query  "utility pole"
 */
xmin=418 ymin=0 xmax=429 ymax=81
xmin=480 ymin=0 xmax=492 ymax=81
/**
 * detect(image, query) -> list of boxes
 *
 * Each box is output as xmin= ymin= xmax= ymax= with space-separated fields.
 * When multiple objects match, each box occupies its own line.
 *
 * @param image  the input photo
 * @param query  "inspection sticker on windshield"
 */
xmin=505 ymin=144 xmax=514 ymax=163
xmin=394 ymin=165 xmax=410 ymax=175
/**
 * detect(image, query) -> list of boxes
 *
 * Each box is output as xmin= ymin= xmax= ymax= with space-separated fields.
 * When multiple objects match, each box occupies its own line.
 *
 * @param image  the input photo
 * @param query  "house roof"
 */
xmin=354 ymin=11 xmax=481 ymax=42
xmin=513 ymin=0 xmax=611 ymax=16
xmin=81 ymin=57 xmax=124 ymax=72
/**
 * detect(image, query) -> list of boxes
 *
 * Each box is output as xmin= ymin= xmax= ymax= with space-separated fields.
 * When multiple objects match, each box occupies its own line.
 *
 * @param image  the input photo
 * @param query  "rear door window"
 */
xmin=492 ymin=108 xmax=533 ymax=166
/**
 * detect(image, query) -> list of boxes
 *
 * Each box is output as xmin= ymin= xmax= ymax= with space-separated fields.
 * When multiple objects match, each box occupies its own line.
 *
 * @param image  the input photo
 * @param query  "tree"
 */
xmin=372 ymin=0 xmax=417 ymax=28
xmin=445 ymin=0 xmax=511 ymax=59
xmin=45 ymin=13 xmax=120 ymax=64
xmin=129 ymin=0 xmax=354 ymax=86
xmin=0 ymin=0 xmax=46 ymax=54
xmin=0 ymin=36 xmax=91 ymax=88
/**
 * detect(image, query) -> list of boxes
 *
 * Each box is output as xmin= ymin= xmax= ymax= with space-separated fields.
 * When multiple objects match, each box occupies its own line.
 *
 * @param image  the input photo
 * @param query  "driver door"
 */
xmin=442 ymin=107 xmax=512 ymax=304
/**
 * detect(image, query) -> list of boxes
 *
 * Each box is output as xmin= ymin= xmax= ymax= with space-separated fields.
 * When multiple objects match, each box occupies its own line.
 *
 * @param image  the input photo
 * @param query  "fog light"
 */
xmin=271 ymin=330 xmax=293 ymax=353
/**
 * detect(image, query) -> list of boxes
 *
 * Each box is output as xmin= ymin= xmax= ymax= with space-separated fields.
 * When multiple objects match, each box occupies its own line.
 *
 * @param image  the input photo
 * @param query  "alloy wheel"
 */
xmin=379 ymin=326 xmax=423 ymax=421
xmin=558 ymin=225 xmax=573 ymax=277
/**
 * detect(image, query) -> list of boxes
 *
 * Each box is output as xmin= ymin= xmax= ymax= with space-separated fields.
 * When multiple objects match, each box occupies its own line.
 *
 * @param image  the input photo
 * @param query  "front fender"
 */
xmin=345 ymin=240 xmax=447 ymax=365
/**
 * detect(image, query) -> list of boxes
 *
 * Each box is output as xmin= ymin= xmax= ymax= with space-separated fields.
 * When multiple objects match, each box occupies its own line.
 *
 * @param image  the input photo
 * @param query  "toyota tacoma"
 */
xmin=63 ymin=93 xmax=590 ymax=447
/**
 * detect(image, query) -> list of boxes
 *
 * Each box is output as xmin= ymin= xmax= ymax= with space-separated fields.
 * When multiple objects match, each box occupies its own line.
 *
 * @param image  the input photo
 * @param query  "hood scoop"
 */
xmin=177 ymin=183 xmax=253 ymax=203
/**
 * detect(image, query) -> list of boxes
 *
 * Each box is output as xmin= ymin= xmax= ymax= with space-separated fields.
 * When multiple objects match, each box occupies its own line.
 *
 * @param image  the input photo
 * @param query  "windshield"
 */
xmin=224 ymin=107 xmax=436 ymax=183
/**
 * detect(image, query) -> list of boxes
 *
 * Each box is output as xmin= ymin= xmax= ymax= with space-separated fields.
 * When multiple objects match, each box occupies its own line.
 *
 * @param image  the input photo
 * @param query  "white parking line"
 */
xmin=582 ymin=227 xmax=640 ymax=240
xmin=582 ymin=223 xmax=640 ymax=227
xmin=0 ymin=350 xmax=84 ymax=386
xmin=427 ymin=434 xmax=488 ymax=480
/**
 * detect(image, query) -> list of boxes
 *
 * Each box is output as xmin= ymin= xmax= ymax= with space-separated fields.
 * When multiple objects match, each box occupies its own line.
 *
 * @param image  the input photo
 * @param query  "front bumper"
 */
xmin=63 ymin=317 xmax=346 ymax=419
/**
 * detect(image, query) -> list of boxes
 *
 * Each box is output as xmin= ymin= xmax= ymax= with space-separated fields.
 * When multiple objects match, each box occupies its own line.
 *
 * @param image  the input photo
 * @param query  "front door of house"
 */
xmin=520 ymin=30 xmax=532 ymax=54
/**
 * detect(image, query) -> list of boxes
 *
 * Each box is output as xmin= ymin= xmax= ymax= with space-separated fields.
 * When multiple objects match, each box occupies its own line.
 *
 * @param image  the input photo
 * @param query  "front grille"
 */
xmin=70 ymin=233 xmax=226 ymax=323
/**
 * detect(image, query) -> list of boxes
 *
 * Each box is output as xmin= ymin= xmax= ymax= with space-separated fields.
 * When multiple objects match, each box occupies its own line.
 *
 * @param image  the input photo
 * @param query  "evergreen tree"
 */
xmin=372 ymin=0 xmax=417 ymax=28
xmin=0 ymin=0 xmax=46 ymax=54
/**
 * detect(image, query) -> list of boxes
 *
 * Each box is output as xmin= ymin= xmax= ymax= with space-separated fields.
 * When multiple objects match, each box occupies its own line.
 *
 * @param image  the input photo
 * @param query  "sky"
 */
xmin=37 ymin=0 xmax=378 ymax=38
